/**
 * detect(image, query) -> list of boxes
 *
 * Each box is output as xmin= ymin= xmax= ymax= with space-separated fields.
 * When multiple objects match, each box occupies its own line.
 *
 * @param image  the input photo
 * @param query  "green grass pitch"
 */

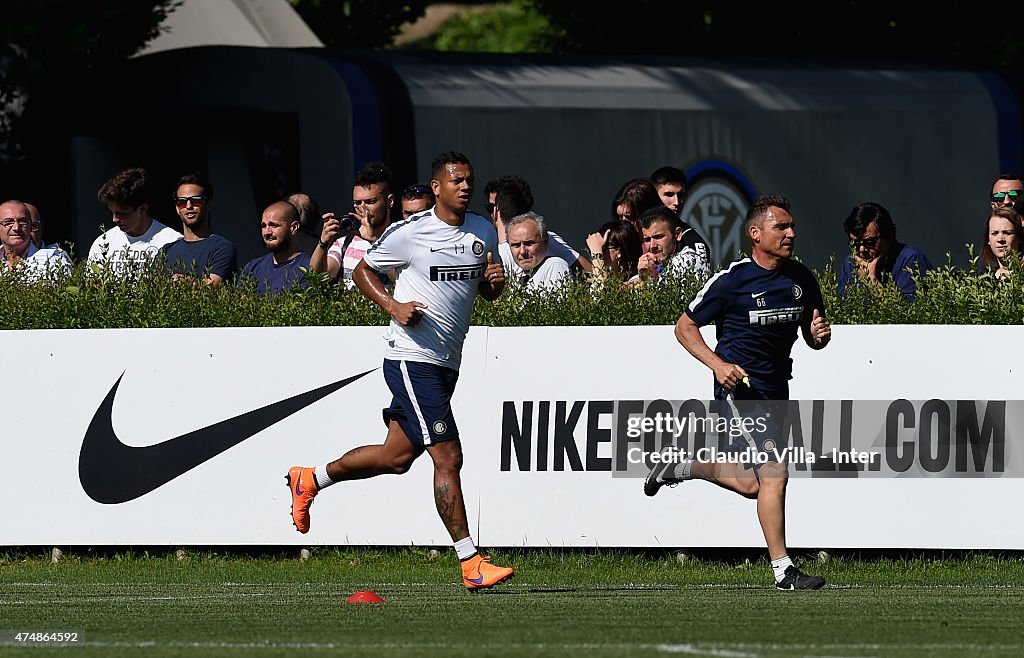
xmin=1 ymin=548 xmax=1022 ymax=657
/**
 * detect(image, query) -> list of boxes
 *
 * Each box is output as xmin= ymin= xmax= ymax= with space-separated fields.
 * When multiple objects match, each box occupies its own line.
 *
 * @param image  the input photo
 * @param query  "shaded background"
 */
xmin=3 ymin=0 xmax=1022 ymax=268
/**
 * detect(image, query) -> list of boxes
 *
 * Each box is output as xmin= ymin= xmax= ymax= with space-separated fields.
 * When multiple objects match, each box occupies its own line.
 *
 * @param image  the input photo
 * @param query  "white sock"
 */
xmin=771 ymin=555 xmax=794 ymax=582
xmin=671 ymin=460 xmax=693 ymax=481
xmin=454 ymin=536 xmax=478 ymax=561
xmin=314 ymin=464 xmax=336 ymax=490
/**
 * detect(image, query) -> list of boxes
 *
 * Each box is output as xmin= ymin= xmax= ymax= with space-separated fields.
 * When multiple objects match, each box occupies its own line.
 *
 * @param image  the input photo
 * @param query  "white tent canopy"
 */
xmin=137 ymin=0 xmax=323 ymax=56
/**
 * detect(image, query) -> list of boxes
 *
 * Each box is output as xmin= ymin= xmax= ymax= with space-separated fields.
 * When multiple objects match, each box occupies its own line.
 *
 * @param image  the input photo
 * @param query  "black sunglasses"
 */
xmin=991 ymin=190 xmax=1022 ymax=203
xmin=174 ymin=195 xmax=207 ymax=208
xmin=850 ymin=236 xmax=879 ymax=249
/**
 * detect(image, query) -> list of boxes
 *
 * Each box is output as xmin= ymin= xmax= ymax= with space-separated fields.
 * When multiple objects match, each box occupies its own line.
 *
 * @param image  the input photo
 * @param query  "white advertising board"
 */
xmin=2 ymin=324 xmax=1021 ymax=549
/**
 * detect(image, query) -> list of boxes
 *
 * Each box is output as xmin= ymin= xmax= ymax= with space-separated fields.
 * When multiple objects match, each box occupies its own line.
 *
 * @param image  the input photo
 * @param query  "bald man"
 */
xmin=239 ymin=200 xmax=312 ymax=294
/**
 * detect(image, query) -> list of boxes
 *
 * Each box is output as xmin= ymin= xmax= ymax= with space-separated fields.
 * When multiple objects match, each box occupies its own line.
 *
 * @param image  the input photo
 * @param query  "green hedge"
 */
xmin=0 ymin=251 xmax=1021 ymax=329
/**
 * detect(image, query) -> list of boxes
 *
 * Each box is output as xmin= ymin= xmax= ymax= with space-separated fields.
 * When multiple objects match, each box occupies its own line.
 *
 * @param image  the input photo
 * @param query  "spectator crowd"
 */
xmin=3 ymin=161 xmax=1022 ymax=300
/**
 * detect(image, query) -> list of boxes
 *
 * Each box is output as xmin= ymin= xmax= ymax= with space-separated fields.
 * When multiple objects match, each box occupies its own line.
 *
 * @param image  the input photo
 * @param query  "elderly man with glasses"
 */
xmin=0 ymin=200 xmax=71 ymax=281
xmin=837 ymin=201 xmax=932 ymax=301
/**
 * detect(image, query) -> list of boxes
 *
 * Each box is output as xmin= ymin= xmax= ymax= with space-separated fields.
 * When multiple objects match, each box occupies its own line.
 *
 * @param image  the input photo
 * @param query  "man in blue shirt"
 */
xmin=645 ymin=194 xmax=832 ymax=591
xmin=161 ymin=172 xmax=238 ymax=287
xmin=240 ymin=201 xmax=311 ymax=294
xmin=837 ymin=201 xmax=931 ymax=301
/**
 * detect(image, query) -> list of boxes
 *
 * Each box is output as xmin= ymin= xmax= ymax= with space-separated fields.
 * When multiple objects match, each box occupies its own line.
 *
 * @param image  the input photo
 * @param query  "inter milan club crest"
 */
xmin=792 ymin=284 xmax=803 ymax=300
xmin=472 ymin=241 xmax=484 ymax=256
xmin=433 ymin=420 xmax=448 ymax=434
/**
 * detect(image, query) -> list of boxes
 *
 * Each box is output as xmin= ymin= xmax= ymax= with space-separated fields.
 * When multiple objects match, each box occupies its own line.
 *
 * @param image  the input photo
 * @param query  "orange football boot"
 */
xmin=461 ymin=554 xmax=514 ymax=591
xmin=286 ymin=466 xmax=318 ymax=533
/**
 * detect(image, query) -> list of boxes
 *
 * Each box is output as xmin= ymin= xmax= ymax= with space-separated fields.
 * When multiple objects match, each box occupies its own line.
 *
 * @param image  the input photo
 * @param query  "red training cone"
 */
xmin=345 ymin=590 xmax=386 ymax=604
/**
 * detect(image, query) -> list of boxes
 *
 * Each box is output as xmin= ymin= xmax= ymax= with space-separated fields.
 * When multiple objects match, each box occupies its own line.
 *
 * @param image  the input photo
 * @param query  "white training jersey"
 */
xmin=88 ymin=219 xmax=182 ymax=272
xmin=362 ymin=209 xmax=498 ymax=370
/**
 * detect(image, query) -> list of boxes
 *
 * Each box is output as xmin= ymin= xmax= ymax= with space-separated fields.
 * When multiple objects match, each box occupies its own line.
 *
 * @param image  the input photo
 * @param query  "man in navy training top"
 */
xmin=286 ymin=151 xmax=515 ymax=591
xmin=239 ymin=200 xmax=311 ymax=294
xmin=645 ymin=194 xmax=832 ymax=591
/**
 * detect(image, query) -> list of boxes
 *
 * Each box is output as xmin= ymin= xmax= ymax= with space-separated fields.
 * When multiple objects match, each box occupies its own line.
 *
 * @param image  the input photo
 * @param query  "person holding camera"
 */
xmin=310 ymin=161 xmax=396 ymax=289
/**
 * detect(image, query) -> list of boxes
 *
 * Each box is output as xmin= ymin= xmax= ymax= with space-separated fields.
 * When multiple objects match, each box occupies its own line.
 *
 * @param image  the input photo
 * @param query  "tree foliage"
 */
xmin=288 ymin=0 xmax=431 ymax=49
xmin=418 ymin=0 xmax=557 ymax=53
xmin=0 ymin=0 xmax=181 ymax=163
xmin=527 ymin=1 xmax=1024 ymax=68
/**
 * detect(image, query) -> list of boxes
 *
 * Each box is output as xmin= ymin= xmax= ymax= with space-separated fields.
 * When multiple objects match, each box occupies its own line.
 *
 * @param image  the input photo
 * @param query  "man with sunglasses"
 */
xmin=837 ymin=201 xmax=931 ymax=301
xmin=91 ymin=167 xmax=182 ymax=274
xmin=990 ymin=173 xmax=1024 ymax=209
xmin=160 ymin=172 xmax=238 ymax=287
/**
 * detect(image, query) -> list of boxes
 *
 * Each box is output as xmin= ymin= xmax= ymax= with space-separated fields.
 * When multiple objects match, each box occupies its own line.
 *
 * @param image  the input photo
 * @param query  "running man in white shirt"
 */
xmin=287 ymin=151 xmax=514 ymax=591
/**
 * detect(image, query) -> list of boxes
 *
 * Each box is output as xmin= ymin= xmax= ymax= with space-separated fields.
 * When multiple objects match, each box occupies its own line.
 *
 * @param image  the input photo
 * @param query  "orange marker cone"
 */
xmin=345 ymin=590 xmax=386 ymax=604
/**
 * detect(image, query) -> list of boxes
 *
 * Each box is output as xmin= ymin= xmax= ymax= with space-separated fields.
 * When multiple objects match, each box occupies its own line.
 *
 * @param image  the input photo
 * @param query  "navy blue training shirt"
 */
xmin=686 ymin=257 xmax=825 ymax=390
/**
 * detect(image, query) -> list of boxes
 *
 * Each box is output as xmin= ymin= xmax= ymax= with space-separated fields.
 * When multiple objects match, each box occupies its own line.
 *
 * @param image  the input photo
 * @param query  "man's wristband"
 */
xmin=318 ymin=239 xmax=333 ymax=251
xmin=590 ymin=252 xmax=604 ymax=260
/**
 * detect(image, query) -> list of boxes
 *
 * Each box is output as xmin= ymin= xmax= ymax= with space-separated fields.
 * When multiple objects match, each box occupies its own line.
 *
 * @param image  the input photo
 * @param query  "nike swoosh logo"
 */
xmin=429 ymin=247 xmax=446 ymax=252
xmin=78 ymin=369 xmax=375 ymax=504
xmin=750 ymin=291 xmax=767 ymax=298
xmin=468 ymin=574 xmax=485 ymax=585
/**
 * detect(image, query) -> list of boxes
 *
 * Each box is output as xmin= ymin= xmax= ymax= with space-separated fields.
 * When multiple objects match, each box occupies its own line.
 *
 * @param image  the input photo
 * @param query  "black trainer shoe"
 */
xmin=643 ymin=458 xmax=680 ymax=497
xmin=775 ymin=565 xmax=825 ymax=590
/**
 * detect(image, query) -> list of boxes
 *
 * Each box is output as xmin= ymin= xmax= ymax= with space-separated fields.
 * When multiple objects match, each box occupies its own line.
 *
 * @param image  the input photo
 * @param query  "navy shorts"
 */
xmin=714 ymin=379 xmax=789 ymax=463
xmin=382 ymin=359 xmax=460 ymax=446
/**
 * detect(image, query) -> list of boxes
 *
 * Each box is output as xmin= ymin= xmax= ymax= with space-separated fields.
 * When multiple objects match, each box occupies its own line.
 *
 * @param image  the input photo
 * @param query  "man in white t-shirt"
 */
xmin=91 ymin=167 xmax=181 ymax=273
xmin=287 ymin=151 xmax=514 ymax=592
xmin=506 ymin=211 xmax=570 ymax=291
xmin=310 ymin=161 xmax=395 ymax=289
